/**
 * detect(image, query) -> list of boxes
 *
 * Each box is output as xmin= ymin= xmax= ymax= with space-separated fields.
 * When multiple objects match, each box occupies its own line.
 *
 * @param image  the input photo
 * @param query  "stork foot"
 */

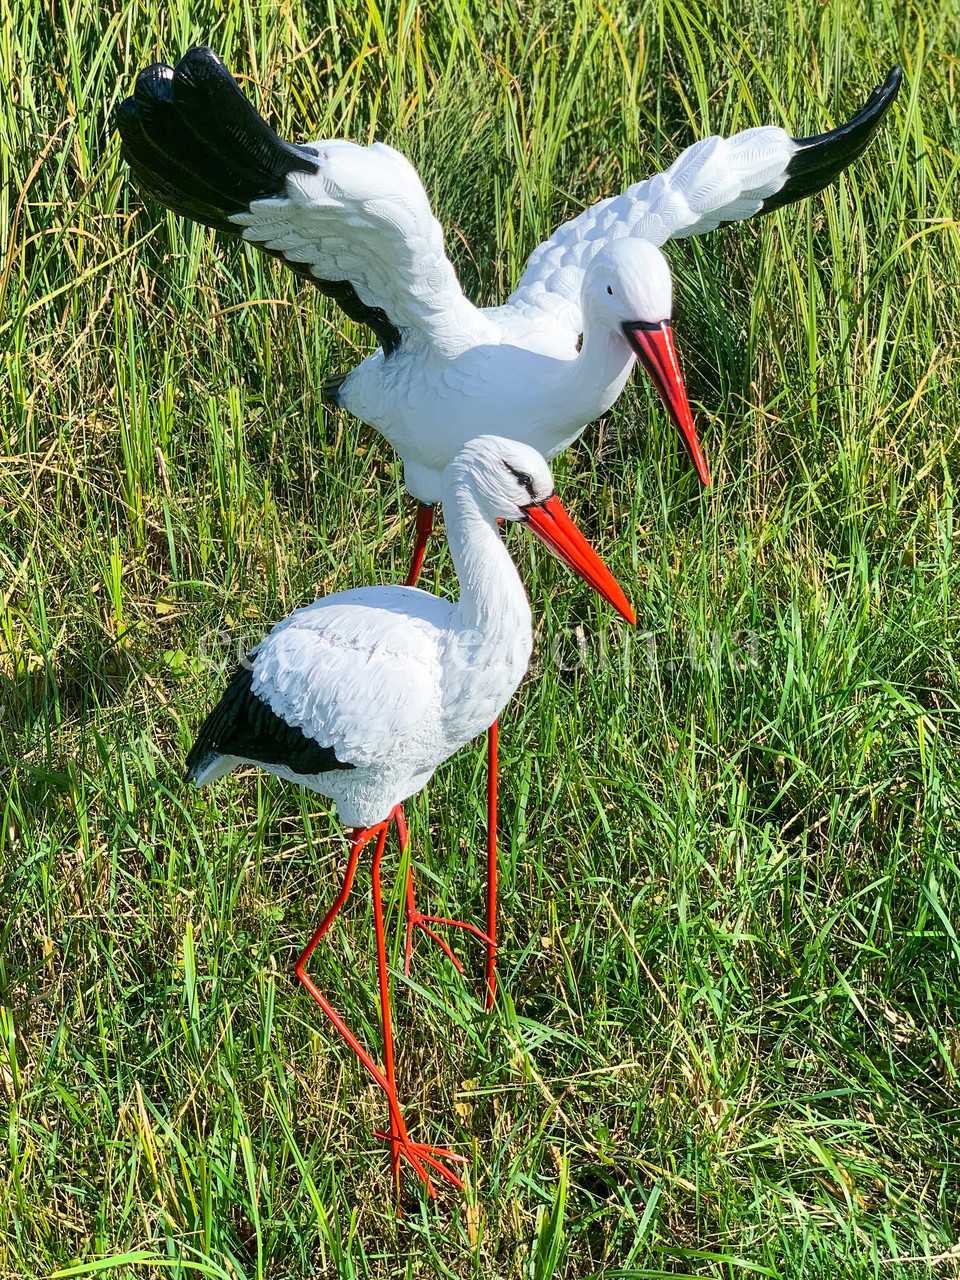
xmin=404 ymin=904 xmax=493 ymax=978
xmin=373 ymin=1128 xmax=468 ymax=1195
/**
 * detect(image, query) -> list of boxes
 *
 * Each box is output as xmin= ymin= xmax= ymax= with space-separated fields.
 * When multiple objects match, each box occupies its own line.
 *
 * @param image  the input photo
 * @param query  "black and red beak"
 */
xmin=623 ymin=320 xmax=711 ymax=487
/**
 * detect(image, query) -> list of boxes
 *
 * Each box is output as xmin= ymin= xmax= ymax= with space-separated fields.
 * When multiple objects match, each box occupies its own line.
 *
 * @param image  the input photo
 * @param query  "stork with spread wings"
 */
xmin=118 ymin=48 xmax=901 ymax=508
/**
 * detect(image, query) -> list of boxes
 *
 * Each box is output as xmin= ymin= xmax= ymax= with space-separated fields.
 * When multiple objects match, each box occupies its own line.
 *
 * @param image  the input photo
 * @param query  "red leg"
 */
xmin=367 ymin=820 xmax=402 ymax=1187
xmin=485 ymin=719 xmax=498 ymax=1010
xmin=295 ymin=815 xmax=465 ymax=1197
xmin=402 ymin=504 xmax=433 ymax=961
xmin=405 ymin=503 xmax=435 ymax=588
xmin=370 ymin=808 xmax=467 ymax=1195
xmin=403 ymin=880 xmax=494 ymax=979
xmin=402 ymin=504 xmax=498 ymax=1001
xmin=401 ymin=807 xmax=488 ymax=976
xmin=397 ymin=704 xmax=493 ymax=980
xmin=401 ymin=735 xmax=497 ymax=984
xmin=295 ymin=823 xmax=418 ymax=1178
xmin=402 ymin=800 xmax=489 ymax=977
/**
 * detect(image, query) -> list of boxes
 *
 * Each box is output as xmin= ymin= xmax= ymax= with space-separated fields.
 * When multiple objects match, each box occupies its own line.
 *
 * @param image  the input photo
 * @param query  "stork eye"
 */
xmin=606 ymin=285 xmax=613 ymax=295
xmin=504 ymin=461 xmax=536 ymax=500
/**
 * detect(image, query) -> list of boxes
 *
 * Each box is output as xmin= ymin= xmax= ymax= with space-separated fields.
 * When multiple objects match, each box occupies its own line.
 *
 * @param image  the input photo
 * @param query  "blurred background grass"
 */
xmin=2 ymin=0 xmax=959 ymax=1275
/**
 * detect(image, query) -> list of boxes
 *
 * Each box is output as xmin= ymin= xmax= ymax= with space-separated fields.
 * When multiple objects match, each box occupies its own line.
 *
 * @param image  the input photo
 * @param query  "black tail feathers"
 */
xmin=761 ymin=66 xmax=902 ymax=214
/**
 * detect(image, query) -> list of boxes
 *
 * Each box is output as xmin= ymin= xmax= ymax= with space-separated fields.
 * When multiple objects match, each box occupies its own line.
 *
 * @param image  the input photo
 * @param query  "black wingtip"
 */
xmin=186 ymin=660 xmax=356 ymax=783
xmin=760 ymin=66 xmax=903 ymax=214
xmin=117 ymin=45 xmax=318 ymax=225
xmin=118 ymin=46 xmax=405 ymax=355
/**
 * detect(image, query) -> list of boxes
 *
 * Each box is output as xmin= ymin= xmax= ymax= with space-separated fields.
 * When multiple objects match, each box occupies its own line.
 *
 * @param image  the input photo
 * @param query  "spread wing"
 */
xmin=117 ymin=47 xmax=486 ymax=356
xmin=506 ymin=67 xmax=902 ymax=334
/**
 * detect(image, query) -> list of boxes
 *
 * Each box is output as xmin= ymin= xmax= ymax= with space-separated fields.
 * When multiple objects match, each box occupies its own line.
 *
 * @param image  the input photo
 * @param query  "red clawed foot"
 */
xmin=404 ymin=899 xmax=493 ymax=978
xmin=373 ymin=1127 xmax=468 ymax=1195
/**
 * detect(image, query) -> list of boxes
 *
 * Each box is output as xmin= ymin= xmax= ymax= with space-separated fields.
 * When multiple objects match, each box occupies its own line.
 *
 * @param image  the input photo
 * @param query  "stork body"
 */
xmin=188 ymin=534 xmax=533 ymax=828
xmin=337 ymin=280 xmax=650 ymax=502
xmin=185 ymin=435 xmax=634 ymax=1197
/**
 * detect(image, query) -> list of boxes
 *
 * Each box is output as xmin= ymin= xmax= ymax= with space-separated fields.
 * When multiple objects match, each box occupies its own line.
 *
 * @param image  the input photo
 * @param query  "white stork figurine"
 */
xmin=118 ymin=47 xmax=900 ymax=1008
xmin=118 ymin=48 xmax=900 ymax=512
xmin=184 ymin=435 xmax=635 ymax=1198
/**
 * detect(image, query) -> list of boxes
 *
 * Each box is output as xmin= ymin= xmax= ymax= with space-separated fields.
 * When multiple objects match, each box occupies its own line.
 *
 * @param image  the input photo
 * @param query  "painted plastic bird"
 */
xmin=118 ymin=49 xmax=901 ymax=515
xmin=184 ymin=434 xmax=635 ymax=1196
xmin=119 ymin=45 xmax=901 ymax=1005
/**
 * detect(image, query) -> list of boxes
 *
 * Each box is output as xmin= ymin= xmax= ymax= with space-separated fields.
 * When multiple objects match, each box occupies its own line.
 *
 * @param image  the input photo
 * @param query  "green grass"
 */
xmin=2 ymin=0 xmax=960 ymax=1275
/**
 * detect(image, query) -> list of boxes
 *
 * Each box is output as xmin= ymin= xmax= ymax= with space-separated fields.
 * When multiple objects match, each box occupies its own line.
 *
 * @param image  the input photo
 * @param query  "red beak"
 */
xmin=524 ymin=496 xmax=636 ymax=625
xmin=623 ymin=321 xmax=711 ymax=487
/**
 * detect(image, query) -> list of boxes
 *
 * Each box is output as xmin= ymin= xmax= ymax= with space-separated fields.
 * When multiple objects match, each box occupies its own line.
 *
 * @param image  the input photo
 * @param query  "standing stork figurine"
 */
xmin=184 ymin=435 xmax=635 ymax=1197
xmin=118 ymin=48 xmax=901 ymax=1004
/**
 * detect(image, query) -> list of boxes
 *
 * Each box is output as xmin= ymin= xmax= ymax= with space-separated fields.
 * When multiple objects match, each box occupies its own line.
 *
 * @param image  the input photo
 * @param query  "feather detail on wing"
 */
xmin=506 ymin=68 xmax=901 ymax=335
xmin=118 ymin=46 xmax=490 ymax=356
xmin=185 ymin=659 xmax=354 ymax=784
xmin=249 ymin=592 xmax=449 ymax=769
xmin=231 ymin=138 xmax=492 ymax=354
xmin=505 ymin=127 xmax=793 ymax=334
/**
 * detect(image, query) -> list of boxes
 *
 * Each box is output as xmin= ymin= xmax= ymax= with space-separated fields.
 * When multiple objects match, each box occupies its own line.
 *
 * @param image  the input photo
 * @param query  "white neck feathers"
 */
xmin=441 ymin=474 xmax=532 ymax=644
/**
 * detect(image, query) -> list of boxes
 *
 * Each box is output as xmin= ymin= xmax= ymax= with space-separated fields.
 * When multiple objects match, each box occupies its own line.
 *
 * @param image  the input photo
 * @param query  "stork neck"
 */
xmin=565 ymin=315 xmax=637 ymax=411
xmin=442 ymin=480 xmax=531 ymax=642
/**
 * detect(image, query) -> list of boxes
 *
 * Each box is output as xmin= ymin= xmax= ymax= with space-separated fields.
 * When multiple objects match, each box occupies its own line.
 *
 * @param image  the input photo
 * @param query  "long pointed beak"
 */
xmin=623 ymin=320 xmax=711 ymax=487
xmin=524 ymin=496 xmax=636 ymax=625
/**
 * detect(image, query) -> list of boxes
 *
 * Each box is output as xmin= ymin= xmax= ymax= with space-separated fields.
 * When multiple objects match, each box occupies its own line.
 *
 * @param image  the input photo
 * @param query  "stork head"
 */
xmin=451 ymin=436 xmax=554 ymax=521
xmin=582 ymin=239 xmax=710 ymax=487
xmin=446 ymin=436 xmax=635 ymax=624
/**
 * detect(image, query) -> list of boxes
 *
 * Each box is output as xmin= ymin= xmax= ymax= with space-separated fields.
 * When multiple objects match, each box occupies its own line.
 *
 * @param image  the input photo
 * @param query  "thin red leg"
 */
xmin=405 ymin=503 xmax=435 ymax=588
xmin=402 ymin=505 xmax=432 ymax=966
xmin=485 ymin=720 xmax=498 ymax=1010
xmin=401 ymin=809 xmax=489 ymax=977
xmin=404 ymin=887 xmax=494 ymax=978
xmin=295 ymin=815 xmax=465 ymax=1197
xmin=295 ymin=823 xmax=419 ymax=1178
xmin=401 ymin=503 xmax=498 ymax=1001
xmin=371 ymin=808 xmax=467 ymax=1192
xmin=369 ymin=819 xmax=402 ymax=1189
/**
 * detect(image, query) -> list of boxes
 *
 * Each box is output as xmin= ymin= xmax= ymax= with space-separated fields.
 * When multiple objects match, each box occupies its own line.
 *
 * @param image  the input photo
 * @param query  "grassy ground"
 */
xmin=2 ymin=0 xmax=960 ymax=1275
